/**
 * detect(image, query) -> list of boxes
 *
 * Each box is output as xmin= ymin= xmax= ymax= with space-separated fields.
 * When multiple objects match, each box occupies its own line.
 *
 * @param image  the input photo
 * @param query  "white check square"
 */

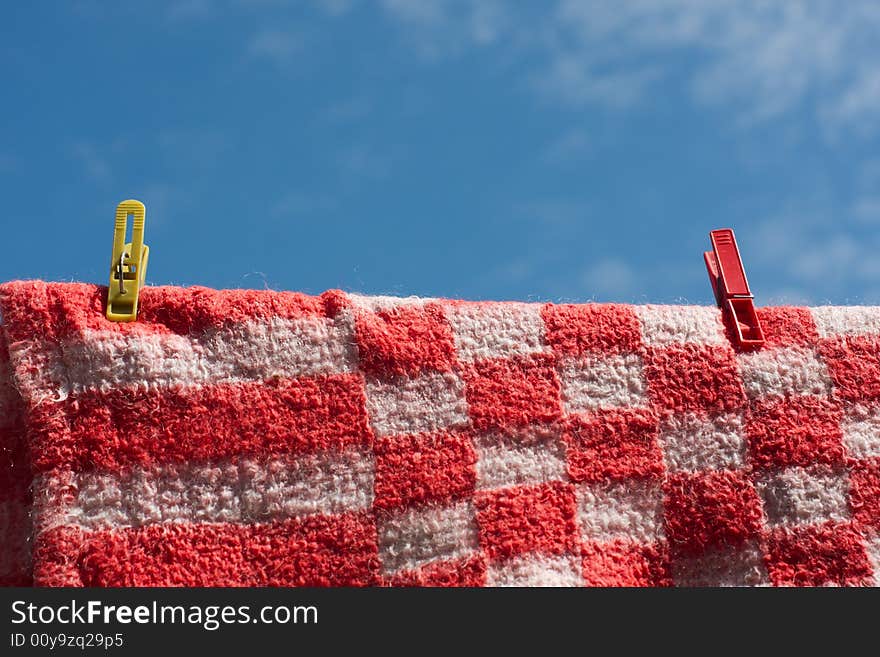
xmin=365 ymin=371 xmax=469 ymax=437
xmin=558 ymin=353 xmax=647 ymax=413
xmin=378 ymin=501 xmax=479 ymax=574
xmin=447 ymin=303 xmax=548 ymax=362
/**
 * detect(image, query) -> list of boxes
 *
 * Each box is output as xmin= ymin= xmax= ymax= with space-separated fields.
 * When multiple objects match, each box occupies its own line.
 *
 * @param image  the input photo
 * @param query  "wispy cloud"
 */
xmin=378 ymin=0 xmax=509 ymax=59
xmin=321 ymin=96 xmax=373 ymax=124
xmin=532 ymin=59 xmax=660 ymax=110
xmin=158 ymin=129 xmax=231 ymax=171
xmin=138 ymin=182 xmax=178 ymax=229
xmin=581 ymin=257 xmax=638 ymax=301
xmin=512 ymin=199 xmax=589 ymax=229
xmin=750 ymin=207 xmax=880 ymax=304
xmin=853 ymin=196 xmax=880 ymax=224
xmin=488 ymin=198 xmax=597 ymax=299
xmin=164 ymin=1 xmax=880 ymax=133
xmin=247 ymin=28 xmax=304 ymax=65
xmin=271 ymin=191 xmax=337 ymax=218
xmin=166 ymin=0 xmax=215 ymax=21
xmin=314 ymin=0 xmax=355 ymax=16
xmin=336 ymin=144 xmax=397 ymax=180
xmin=540 ymin=128 xmax=591 ymax=165
xmin=372 ymin=1 xmax=880 ymax=134
xmin=69 ymin=141 xmax=112 ymax=183
xmin=490 ymin=257 xmax=535 ymax=287
xmin=546 ymin=0 xmax=880 ymax=130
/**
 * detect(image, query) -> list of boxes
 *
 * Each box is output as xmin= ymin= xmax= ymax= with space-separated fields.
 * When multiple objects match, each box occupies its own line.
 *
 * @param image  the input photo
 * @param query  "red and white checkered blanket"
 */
xmin=1 ymin=281 xmax=879 ymax=586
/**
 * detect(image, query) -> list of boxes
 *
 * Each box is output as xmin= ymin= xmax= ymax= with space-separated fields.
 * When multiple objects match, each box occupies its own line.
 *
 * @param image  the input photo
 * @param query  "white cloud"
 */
xmin=850 ymin=159 xmax=880 ymax=224
xmin=373 ymin=0 xmax=880 ymax=133
xmin=512 ymin=199 xmax=590 ymax=231
xmin=167 ymin=0 xmax=880 ymax=132
xmin=336 ymin=144 xmax=396 ymax=179
xmin=581 ymin=257 xmax=638 ymax=301
xmin=545 ymin=0 xmax=880 ymax=129
xmin=541 ymin=128 xmax=591 ymax=165
xmin=70 ymin=141 xmax=111 ymax=183
xmin=166 ymin=0 xmax=215 ymax=21
xmin=322 ymin=96 xmax=372 ymax=123
xmin=271 ymin=191 xmax=337 ymax=218
xmin=314 ymin=0 xmax=356 ymax=16
xmin=247 ymin=28 xmax=304 ymax=64
xmin=158 ymin=129 xmax=231 ymax=169
xmin=750 ymin=208 xmax=880 ymax=304
xmin=378 ymin=0 xmax=509 ymax=59
xmin=380 ymin=0 xmax=443 ymax=25
xmin=853 ymin=197 xmax=880 ymax=224
xmin=789 ymin=233 xmax=860 ymax=284
xmin=138 ymin=182 xmax=177 ymax=228
xmin=489 ymin=257 xmax=535 ymax=287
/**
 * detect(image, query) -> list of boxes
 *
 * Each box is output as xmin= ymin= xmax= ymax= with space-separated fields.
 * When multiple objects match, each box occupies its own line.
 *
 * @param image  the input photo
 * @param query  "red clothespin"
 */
xmin=704 ymin=228 xmax=765 ymax=350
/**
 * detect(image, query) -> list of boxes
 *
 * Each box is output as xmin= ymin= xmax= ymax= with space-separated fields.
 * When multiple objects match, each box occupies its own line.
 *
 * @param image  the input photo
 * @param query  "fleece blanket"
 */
xmin=0 ymin=281 xmax=879 ymax=587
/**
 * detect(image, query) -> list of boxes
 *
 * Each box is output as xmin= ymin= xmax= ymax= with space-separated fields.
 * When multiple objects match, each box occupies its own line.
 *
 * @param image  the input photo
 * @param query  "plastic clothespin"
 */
xmin=106 ymin=199 xmax=149 ymax=322
xmin=704 ymin=228 xmax=765 ymax=350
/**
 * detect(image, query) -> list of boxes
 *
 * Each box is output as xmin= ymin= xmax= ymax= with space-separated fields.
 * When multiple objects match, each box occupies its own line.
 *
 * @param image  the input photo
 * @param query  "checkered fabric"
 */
xmin=1 ymin=281 xmax=879 ymax=586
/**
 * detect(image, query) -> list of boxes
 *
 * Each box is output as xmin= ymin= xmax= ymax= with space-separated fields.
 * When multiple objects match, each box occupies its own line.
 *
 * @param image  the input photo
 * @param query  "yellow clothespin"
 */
xmin=106 ymin=199 xmax=149 ymax=322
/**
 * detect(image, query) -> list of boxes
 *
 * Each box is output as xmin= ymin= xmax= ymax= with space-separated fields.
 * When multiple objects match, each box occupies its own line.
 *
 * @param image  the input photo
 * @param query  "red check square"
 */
xmin=580 ymin=539 xmax=672 ymax=587
xmin=746 ymin=396 xmax=845 ymax=470
xmin=663 ymin=470 xmax=764 ymax=556
xmin=642 ymin=344 xmax=746 ymax=416
xmin=755 ymin=307 xmax=820 ymax=348
xmin=475 ymin=481 xmax=579 ymax=562
xmin=563 ymin=408 xmax=663 ymax=484
xmin=764 ymin=522 xmax=873 ymax=587
xmin=355 ymin=302 xmax=457 ymax=377
xmin=542 ymin=303 xmax=642 ymax=357
xmin=819 ymin=335 xmax=880 ymax=402
xmin=462 ymin=354 xmax=562 ymax=432
xmin=373 ymin=430 xmax=477 ymax=510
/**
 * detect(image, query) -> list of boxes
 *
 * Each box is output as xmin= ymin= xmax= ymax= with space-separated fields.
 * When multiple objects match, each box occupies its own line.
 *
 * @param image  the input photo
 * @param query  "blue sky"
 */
xmin=2 ymin=1 xmax=879 ymax=305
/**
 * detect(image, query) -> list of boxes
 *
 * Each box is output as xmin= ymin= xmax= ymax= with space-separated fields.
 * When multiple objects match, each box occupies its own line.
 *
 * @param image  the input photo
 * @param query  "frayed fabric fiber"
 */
xmin=0 ymin=330 xmax=31 ymax=586
xmin=1 ymin=281 xmax=879 ymax=587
